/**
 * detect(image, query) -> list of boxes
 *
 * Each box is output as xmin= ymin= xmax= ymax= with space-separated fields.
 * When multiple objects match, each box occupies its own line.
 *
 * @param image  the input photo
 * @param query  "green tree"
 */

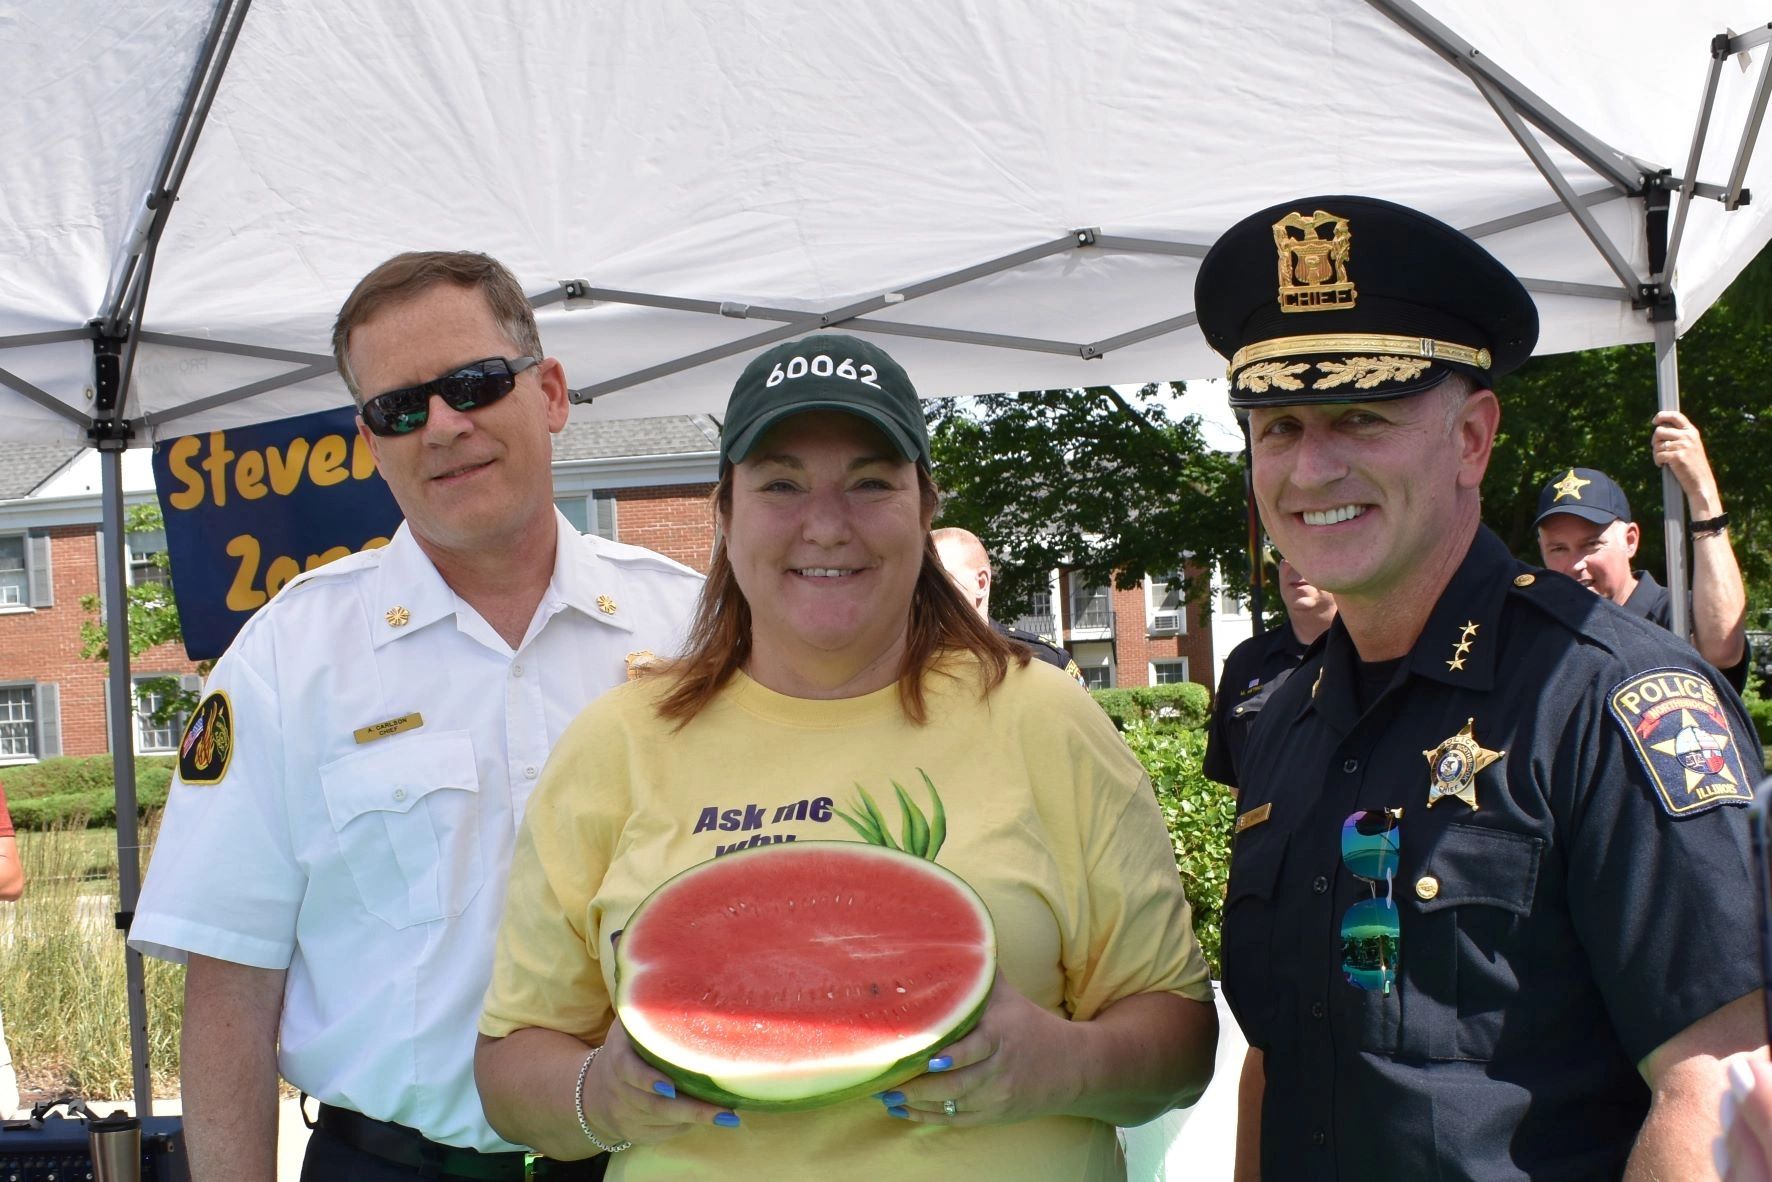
xmin=1484 ymin=255 xmax=1772 ymax=621
xmin=79 ymin=504 xmax=204 ymax=724
xmin=928 ymin=383 xmax=1248 ymax=617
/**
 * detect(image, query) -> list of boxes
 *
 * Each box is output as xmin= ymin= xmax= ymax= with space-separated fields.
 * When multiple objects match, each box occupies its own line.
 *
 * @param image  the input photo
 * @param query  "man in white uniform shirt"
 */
xmin=130 ymin=251 xmax=703 ymax=1181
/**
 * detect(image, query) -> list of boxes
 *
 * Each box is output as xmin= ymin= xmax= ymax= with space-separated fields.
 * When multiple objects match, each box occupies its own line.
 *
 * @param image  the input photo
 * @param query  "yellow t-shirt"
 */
xmin=482 ymin=655 xmax=1211 ymax=1182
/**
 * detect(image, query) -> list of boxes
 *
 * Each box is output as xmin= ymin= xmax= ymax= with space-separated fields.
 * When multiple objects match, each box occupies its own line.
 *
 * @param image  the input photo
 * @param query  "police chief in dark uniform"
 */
xmin=1199 ymin=195 xmax=1766 ymax=1181
xmin=1204 ymin=554 xmax=1335 ymax=791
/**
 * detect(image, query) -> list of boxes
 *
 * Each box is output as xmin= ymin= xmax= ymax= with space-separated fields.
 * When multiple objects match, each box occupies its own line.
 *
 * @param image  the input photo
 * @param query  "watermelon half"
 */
xmin=613 ymin=841 xmax=997 ymax=1111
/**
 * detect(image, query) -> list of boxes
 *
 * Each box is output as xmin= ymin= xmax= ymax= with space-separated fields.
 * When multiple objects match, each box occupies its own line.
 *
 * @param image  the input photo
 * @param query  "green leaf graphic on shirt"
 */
xmin=832 ymin=771 xmax=946 ymax=862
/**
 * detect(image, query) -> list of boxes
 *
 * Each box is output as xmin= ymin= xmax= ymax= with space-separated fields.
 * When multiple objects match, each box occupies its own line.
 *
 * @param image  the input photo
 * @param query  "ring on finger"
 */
xmin=942 ymin=1098 xmax=958 ymax=1117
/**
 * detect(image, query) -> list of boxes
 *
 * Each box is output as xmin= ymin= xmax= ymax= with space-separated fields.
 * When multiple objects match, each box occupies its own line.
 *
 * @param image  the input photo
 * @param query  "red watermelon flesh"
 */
xmin=614 ymin=841 xmax=996 ymax=1110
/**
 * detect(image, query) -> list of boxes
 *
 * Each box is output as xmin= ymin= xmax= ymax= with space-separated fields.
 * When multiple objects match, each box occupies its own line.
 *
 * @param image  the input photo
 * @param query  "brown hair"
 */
xmin=331 ymin=251 xmax=544 ymax=402
xmin=651 ymin=467 xmax=1025 ymax=726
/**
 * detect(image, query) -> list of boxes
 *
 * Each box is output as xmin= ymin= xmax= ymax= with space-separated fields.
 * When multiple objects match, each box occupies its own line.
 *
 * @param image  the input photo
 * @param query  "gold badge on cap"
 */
xmin=1551 ymin=469 xmax=1591 ymax=502
xmin=385 ymin=606 xmax=411 ymax=628
xmin=1274 ymin=209 xmax=1356 ymax=313
xmin=596 ymin=595 xmax=618 ymax=615
xmin=1424 ymin=718 xmax=1505 ymax=810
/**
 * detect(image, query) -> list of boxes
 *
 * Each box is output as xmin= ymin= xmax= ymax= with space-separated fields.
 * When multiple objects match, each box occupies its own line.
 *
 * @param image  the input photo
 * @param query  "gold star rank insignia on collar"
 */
xmin=1424 ymin=718 xmax=1504 ymax=809
xmin=596 ymin=595 xmax=618 ymax=615
xmin=384 ymin=606 xmax=411 ymax=628
xmin=1446 ymin=620 xmax=1478 ymax=671
xmin=1551 ymin=468 xmax=1591 ymax=501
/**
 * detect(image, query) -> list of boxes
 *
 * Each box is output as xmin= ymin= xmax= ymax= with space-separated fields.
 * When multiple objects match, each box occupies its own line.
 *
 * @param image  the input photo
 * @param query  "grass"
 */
xmin=0 ymin=818 xmax=184 ymax=1101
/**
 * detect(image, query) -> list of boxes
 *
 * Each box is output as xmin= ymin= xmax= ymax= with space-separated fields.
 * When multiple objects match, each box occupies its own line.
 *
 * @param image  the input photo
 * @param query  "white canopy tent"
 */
xmin=3 ymin=0 xmax=1769 ymax=1110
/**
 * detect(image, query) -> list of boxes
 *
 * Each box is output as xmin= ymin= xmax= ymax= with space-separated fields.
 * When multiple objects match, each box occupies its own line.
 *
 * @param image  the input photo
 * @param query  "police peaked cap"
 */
xmin=1196 ymin=195 xmax=1539 ymax=408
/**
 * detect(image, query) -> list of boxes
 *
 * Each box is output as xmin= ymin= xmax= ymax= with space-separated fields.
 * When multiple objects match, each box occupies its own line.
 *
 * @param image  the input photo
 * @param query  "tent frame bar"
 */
xmin=1365 ymin=0 xmax=1645 ymax=193
xmin=1725 ymin=32 xmax=1772 ymax=209
xmin=1477 ymin=76 xmax=1644 ymax=295
xmin=0 ymin=367 xmax=88 ymax=424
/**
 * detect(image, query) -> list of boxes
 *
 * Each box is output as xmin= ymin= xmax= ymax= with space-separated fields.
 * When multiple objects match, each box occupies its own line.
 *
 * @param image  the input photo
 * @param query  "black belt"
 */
xmin=314 ymin=1103 xmax=605 ymax=1180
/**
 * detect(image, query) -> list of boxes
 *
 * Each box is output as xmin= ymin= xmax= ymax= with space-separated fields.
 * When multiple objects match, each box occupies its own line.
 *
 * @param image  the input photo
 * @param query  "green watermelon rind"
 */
xmin=613 ymin=841 xmax=997 ymax=1112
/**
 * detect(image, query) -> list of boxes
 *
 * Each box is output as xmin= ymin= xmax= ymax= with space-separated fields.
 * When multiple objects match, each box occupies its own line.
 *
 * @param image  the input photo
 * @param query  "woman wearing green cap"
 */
xmin=475 ymin=332 xmax=1217 ymax=1180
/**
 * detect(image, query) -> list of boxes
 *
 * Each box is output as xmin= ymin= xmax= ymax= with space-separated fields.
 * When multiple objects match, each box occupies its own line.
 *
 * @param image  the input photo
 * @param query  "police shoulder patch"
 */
xmin=1608 ymin=667 xmax=1753 ymax=817
xmin=178 ymin=691 xmax=234 ymax=786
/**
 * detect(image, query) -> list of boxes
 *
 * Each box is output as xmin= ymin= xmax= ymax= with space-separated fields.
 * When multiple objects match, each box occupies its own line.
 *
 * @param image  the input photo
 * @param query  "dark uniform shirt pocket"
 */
xmin=1388 ymin=824 xmax=1543 ymax=1062
xmin=1222 ymin=824 xmax=1291 ymax=1047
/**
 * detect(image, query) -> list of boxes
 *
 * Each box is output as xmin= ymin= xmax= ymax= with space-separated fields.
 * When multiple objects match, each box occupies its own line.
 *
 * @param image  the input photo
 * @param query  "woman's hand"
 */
xmin=579 ymin=1020 xmax=742 ymax=1146
xmin=875 ymin=972 xmax=1083 ymax=1126
xmin=1723 ymin=1052 xmax=1772 ymax=1182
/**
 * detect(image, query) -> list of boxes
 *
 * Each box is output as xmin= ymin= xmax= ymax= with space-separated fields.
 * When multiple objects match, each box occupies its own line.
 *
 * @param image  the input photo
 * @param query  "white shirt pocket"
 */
xmin=319 ymin=731 xmax=485 ymax=929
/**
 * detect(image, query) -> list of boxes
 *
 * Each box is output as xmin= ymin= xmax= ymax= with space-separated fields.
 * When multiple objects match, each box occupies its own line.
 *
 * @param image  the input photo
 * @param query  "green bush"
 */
xmin=1091 ymin=682 xmax=1211 ymax=732
xmin=0 ymin=756 xmax=177 ymax=829
xmin=1122 ymin=720 xmax=1234 ymax=978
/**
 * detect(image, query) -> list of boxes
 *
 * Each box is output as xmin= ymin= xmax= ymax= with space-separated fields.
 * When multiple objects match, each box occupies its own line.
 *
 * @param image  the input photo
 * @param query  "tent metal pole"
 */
xmin=135 ymin=331 xmax=332 ymax=366
xmin=0 ymin=368 xmax=92 ymax=425
xmin=1364 ymin=0 xmax=1643 ymax=192
xmin=135 ymin=360 xmax=338 ymax=433
xmin=1518 ymin=279 xmax=1636 ymax=301
xmin=100 ymin=447 xmax=155 ymax=1113
xmin=1724 ymin=32 xmax=1772 ymax=210
xmin=1475 ymin=77 xmax=1644 ymax=295
xmin=1663 ymin=43 xmax=1729 ymax=290
xmin=1653 ymin=318 xmax=1690 ymax=639
xmin=99 ymin=0 xmax=249 ymax=337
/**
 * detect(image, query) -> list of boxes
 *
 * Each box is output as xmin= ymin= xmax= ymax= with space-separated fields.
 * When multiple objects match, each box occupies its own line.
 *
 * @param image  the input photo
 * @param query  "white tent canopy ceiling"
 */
xmin=4 ymin=0 xmax=1772 ymax=446
xmin=2 ymin=0 xmax=1770 ymax=1111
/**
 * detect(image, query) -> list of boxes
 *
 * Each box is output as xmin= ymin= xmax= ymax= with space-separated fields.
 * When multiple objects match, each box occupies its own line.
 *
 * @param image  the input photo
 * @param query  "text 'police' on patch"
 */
xmin=1608 ymin=667 xmax=1753 ymax=817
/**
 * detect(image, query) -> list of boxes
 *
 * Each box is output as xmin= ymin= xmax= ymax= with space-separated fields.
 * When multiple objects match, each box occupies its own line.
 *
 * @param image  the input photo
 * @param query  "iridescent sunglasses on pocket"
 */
xmin=1340 ymin=807 xmax=1401 ymax=995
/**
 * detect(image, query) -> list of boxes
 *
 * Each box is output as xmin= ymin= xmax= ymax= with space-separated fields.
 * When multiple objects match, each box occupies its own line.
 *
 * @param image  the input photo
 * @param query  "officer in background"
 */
xmin=1535 ymin=437 xmax=1750 ymax=691
xmin=933 ymin=526 xmax=1088 ymax=686
xmin=1203 ymin=551 xmax=1335 ymax=792
xmin=131 ymin=252 xmax=703 ymax=1181
xmin=1198 ymin=195 xmax=1765 ymax=1180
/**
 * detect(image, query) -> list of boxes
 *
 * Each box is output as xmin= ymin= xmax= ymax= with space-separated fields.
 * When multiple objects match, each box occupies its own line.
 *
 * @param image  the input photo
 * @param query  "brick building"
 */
xmin=0 ymin=418 xmax=719 ymax=765
xmin=1010 ymin=568 xmax=1215 ymax=690
xmin=0 ymin=416 xmax=1218 ymax=767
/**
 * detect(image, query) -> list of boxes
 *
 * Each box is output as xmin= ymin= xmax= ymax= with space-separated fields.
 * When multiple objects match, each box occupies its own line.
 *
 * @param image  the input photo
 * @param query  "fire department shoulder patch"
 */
xmin=1608 ymin=667 xmax=1753 ymax=817
xmin=178 ymin=691 xmax=234 ymax=786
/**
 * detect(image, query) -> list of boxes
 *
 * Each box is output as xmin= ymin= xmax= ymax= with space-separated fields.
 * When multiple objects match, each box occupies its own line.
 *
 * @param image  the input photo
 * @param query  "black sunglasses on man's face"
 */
xmin=360 ymin=355 xmax=538 ymax=437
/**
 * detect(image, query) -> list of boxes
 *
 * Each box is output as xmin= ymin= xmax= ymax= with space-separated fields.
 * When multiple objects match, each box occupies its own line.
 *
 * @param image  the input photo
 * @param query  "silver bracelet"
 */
xmin=575 ymin=1046 xmax=633 ymax=1154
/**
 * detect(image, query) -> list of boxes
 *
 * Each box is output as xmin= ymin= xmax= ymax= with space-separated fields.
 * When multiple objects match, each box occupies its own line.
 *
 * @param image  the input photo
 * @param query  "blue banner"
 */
xmin=153 ymin=405 xmax=405 ymax=660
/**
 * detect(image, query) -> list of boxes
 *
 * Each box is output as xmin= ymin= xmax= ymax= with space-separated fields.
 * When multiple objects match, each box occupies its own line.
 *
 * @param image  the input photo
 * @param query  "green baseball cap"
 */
xmin=720 ymin=333 xmax=931 ymax=469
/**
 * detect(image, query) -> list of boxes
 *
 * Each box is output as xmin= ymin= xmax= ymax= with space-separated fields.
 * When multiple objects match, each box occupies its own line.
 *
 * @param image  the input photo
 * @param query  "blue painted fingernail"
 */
xmin=877 ymin=1090 xmax=905 ymax=1106
xmin=713 ymin=1111 xmax=741 ymax=1128
xmin=652 ymin=1080 xmax=676 ymax=1098
xmin=927 ymin=1055 xmax=953 ymax=1072
xmin=887 ymin=1105 xmax=910 ymax=1119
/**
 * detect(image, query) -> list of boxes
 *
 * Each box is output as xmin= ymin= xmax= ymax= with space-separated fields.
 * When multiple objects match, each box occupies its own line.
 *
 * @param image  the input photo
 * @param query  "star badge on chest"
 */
xmin=1423 ymin=718 xmax=1504 ymax=810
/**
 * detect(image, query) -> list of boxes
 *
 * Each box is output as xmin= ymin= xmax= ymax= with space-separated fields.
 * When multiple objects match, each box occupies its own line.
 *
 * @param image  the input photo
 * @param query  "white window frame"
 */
xmin=1067 ymin=573 xmax=1114 ymax=640
xmin=0 ymin=534 xmax=29 ymax=610
xmin=0 ymin=683 xmax=37 ymax=763
xmin=1145 ymin=570 xmax=1187 ymax=635
xmin=125 ymin=527 xmax=171 ymax=589
xmin=132 ymin=675 xmax=190 ymax=755
xmin=1150 ymin=658 xmax=1191 ymax=685
xmin=553 ymin=492 xmax=620 ymax=540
